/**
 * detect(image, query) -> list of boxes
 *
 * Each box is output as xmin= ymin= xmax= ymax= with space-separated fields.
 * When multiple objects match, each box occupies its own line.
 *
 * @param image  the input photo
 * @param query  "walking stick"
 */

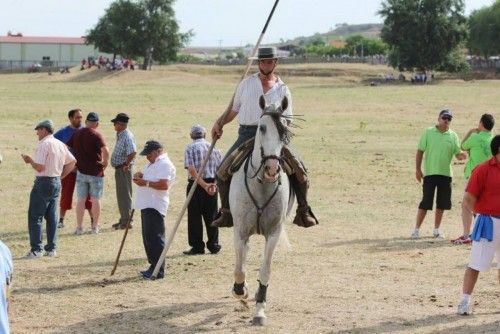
xmin=110 ymin=209 xmax=135 ymax=276
xmin=151 ymin=0 xmax=280 ymax=278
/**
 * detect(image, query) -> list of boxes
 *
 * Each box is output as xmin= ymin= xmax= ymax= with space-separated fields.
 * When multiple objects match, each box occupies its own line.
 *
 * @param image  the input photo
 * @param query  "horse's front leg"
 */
xmin=233 ymin=231 xmax=249 ymax=300
xmin=253 ymin=227 xmax=281 ymax=326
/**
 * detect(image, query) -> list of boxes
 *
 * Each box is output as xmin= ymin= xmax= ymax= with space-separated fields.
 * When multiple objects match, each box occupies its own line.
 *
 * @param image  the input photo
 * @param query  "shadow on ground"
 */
xmin=321 ymin=236 xmax=454 ymax=252
xmin=53 ymin=301 xmax=249 ymax=334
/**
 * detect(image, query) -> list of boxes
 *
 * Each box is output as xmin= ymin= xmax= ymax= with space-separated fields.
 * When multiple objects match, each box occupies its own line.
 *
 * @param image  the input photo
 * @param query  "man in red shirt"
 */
xmin=457 ymin=135 xmax=500 ymax=315
xmin=68 ymin=112 xmax=109 ymax=234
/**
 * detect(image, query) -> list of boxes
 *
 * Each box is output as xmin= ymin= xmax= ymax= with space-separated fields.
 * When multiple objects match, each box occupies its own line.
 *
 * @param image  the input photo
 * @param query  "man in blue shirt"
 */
xmin=0 ymin=240 xmax=13 ymax=334
xmin=53 ymin=109 xmax=92 ymax=228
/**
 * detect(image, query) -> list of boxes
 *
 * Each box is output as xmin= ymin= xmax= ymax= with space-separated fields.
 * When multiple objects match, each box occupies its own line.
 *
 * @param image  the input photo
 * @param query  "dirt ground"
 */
xmin=0 ymin=64 xmax=499 ymax=333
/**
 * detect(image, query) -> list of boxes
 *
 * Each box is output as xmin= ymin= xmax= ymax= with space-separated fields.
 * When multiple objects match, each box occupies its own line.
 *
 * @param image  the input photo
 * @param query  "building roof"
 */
xmin=0 ymin=35 xmax=86 ymax=45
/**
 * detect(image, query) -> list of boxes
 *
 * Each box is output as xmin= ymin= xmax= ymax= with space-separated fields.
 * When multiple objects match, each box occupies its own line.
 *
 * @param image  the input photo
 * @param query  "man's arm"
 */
xmin=212 ymin=110 xmax=238 ymax=140
xmin=61 ymin=161 xmax=76 ymax=179
xmin=461 ymin=128 xmax=478 ymax=150
xmin=415 ymin=150 xmax=424 ymax=182
xmin=463 ymin=192 xmax=477 ymax=214
xmin=123 ymin=152 xmax=136 ymax=171
xmin=188 ymin=165 xmax=216 ymax=195
xmin=133 ymin=177 xmax=169 ymax=190
xmin=21 ymin=154 xmax=44 ymax=172
xmin=99 ymin=146 xmax=110 ymax=169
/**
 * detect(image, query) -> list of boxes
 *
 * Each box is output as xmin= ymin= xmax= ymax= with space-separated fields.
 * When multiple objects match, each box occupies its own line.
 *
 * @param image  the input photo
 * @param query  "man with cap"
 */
xmin=21 ymin=119 xmax=76 ymax=257
xmin=211 ymin=46 xmax=318 ymax=228
xmin=110 ymin=113 xmax=137 ymax=230
xmin=183 ymin=124 xmax=222 ymax=255
xmin=133 ymin=140 xmax=176 ymax=279
xmin=411 ymin=109 xmax=467 ymax=239
xmin=68 ymin=112 xmax=109 ymax=235
xmin=53 ymin=108 xmax=92 ymax=228
xmin=451 ymin=113 xmax=495 ymax=245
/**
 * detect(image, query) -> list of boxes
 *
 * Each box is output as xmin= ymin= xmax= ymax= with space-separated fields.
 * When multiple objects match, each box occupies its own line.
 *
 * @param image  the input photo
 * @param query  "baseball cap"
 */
xmin=139 ymin=140 xmax=163 ymax=155
xmin=86 ymin=112 xmax=99 ymax=122
xmin=439 ymin=109 xmax=453 ymax=118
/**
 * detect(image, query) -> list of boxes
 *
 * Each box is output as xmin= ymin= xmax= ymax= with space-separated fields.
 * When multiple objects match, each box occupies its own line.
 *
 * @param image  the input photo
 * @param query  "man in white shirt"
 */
xmin=21 ymin=119 xmax=76 ymax=258
xmin=133 ymin=140 xmax=176 ymax=279
xmin=0 ymin=240 xmax=13 ymax=334
xmin=211 ymin=47 xmax=318 ymax=228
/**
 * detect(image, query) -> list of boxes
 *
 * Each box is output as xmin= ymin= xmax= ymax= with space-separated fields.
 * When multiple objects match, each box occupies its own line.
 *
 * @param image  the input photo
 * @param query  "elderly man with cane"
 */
xmin=133 ymin=140 xmax=176 ymax=279
xmin=211 ymin=46 xmax=318 ymax=228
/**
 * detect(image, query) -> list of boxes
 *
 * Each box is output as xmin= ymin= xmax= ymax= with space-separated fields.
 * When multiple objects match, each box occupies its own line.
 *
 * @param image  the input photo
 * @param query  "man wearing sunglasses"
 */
xmin=411 ymin=109 xmax=467 ymax=239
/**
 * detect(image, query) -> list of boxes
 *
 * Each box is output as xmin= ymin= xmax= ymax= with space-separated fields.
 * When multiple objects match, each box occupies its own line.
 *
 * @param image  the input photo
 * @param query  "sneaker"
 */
xmin=25 ymin=250 xmax=43 ymax=258
xmin=411 ymin=229 xmax=420 ymax=239
xmin=57 ymin=219 xmax=64 ymax=228
xmin=457 ymin=299 xmax=472 ymax=315
xmin=91 ymin=226 xmax=100 ymax=234
xmin=74 ymin=227 xmax=83 ymax=235
xmin=433 ymin=229 xmax=445 ymax=239
xmin=44 ymin=250 xmax=57 ymax=257
xmin=451 ymin=235 xmax=472 ymax=245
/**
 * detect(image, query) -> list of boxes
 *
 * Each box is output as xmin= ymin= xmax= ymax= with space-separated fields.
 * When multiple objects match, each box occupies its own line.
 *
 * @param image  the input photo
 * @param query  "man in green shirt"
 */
xmin=412 ymin=109 xmax=467 ymax=239
xmin=451 ymin=113 xmax=495 ymax=245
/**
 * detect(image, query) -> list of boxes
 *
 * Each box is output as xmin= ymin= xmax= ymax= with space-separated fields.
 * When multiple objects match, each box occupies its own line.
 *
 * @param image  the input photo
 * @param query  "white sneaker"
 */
xmin=25 ymin=250 xmax=43 ymax=258
xmin=91 ymin=226 xmax=100 ymax=234
xmin=411 ymin=230 xmax=420 ymax=239
xmin=44 ymin=250 xmax=57 ymax=257
xmin=457 ymin=299 xmax=472 ymax=315
xmin=433 ymin=229 xmax=445 ymax=239
xmin=74 ymin=227 xmax=83 ymax=235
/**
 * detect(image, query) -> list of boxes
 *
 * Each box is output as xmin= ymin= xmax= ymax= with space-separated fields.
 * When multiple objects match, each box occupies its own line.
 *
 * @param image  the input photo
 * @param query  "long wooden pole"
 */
xmin=110 ymin=209 xmax=135 ymax=276
xmin=151 ymin=0 xmax=280 ymax=279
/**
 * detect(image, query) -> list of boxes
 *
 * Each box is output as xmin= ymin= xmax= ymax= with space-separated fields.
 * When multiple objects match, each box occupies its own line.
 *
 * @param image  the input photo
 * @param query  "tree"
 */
xmin=86 ymin=0 xmax=192 ymax=69
xmin=468 ymin=0 xmax=500 ymax=58
xmin=379 ymin=0 xmax=468 ymax=72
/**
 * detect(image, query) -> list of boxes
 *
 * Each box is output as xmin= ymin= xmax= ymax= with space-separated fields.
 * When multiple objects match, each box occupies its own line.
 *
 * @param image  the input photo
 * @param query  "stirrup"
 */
xmin=292 ymin=206 xmax=318 ymax=228
xmin=211 ymin=209 xmax=233 ymax=228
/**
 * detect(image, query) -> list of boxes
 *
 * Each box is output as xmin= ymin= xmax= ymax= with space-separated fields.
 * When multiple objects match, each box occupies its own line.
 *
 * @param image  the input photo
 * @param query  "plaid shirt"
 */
xmin=111 ymin=128 xmax=137 ymax=167
xmin=184 ymin=138 xmax=221 ymax=180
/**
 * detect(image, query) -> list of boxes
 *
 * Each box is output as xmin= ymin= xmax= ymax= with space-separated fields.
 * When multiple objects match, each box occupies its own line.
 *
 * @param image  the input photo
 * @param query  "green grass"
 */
xmin=0 ymin=63 xmax=499 ymax=333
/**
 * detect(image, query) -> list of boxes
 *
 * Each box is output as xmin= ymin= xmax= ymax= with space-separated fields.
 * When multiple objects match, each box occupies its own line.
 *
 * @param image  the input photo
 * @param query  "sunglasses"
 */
xmin=441 ymin=116 xmax=452 ymax=121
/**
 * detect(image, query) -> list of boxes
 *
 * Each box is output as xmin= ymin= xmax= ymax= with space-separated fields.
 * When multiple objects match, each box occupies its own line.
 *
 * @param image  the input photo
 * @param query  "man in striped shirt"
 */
xmin=183 ymin=125 xmax=222 ymax=255
xmin=211 ymin=47 xmax=318 ymax=228
xmin=21 ymin=119 xmax=76 ymax=257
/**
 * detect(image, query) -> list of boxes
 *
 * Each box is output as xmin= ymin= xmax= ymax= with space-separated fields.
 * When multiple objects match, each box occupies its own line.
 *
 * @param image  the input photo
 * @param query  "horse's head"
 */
xmin=255 ymin=95 xmax=291 ymax=183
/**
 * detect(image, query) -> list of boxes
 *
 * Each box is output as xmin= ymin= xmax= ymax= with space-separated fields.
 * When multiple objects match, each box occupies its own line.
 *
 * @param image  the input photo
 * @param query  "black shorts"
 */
xmin=418 ymin=175 xmax=452 ymax=210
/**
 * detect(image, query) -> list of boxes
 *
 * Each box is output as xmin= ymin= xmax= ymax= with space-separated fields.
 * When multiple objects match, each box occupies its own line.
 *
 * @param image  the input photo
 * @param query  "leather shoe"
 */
xmin=113 ymin=222 xmax=133 ymax=230
xmin=183 ymin=248 xmax=205 ymax=255
xmin=208 ymin=245 xmax=221 ymax=254
xmin=142 ymin=270 xmax=164 ymax=280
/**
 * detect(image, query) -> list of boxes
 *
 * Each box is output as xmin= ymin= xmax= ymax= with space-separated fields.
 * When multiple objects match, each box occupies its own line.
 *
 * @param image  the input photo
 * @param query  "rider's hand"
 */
xmin=211 ymin=121 xmax=222 ymax=140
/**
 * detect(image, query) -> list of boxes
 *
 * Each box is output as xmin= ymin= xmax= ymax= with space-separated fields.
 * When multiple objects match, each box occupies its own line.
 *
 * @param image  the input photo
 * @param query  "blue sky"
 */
xmin=0 ymin=0 xmax=495 ymax=46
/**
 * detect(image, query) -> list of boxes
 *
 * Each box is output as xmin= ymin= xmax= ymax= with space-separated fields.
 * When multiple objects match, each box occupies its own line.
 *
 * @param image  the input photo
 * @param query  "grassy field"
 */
xmin=0 ymin=63 xmax=499 ymax=333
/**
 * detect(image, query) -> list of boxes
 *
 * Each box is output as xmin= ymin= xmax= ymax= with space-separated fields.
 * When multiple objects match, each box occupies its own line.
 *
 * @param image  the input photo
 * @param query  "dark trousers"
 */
xmin=141 ymin=208 xmax=165 ymax=274
xmin=187 ymin=179 xmax=219 ymax=252
xmin=28 ymin=177 xmax=61 ymax=252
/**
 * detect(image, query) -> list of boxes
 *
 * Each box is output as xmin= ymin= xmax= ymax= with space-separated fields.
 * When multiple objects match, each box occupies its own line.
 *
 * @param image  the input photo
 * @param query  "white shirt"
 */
xmin=134 ymin=154 xmax=176 ymax=216
xmin=232 ymin=73 xmax=293 ymax=125
xmin=0 ymin=241 xmax=13 ymax=334
xmin=34 ymin=135 xmax=76 ymax=177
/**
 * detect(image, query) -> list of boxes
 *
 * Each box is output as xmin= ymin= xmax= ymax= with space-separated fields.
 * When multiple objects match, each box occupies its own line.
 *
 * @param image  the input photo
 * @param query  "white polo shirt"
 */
xmin=232 ymin=73 xmax=293 ymax=126
xmin=134 ymin=154 xmax=176 ymax=216
xmin=34 ymin=135 xmax=76 ymax=177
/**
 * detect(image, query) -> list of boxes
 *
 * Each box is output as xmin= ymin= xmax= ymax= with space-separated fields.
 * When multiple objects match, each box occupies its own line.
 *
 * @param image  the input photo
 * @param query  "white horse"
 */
xmin=229 ymin=95 xmax=293 ymax=326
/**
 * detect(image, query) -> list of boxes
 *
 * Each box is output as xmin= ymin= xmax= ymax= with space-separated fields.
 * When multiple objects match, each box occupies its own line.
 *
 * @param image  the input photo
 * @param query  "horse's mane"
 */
xmin=261 ymin=111 xmax=293 ymax=145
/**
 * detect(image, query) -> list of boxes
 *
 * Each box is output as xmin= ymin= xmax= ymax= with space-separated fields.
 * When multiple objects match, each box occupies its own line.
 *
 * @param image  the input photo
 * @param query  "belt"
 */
xmin=239 ymin=125 xmax=258 ymax=129
xmin=188 ymin=177 xmax=216 ymax=182
xmin=35 ymin=176 xmax=59 ymax=179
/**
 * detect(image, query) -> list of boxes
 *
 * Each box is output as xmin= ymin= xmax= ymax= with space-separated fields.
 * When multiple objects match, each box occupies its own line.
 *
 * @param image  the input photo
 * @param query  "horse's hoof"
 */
xmin=252 ymin=316 xmax=267 ymax=326
xmin=232 ymin=282 xmax=248 ymax=300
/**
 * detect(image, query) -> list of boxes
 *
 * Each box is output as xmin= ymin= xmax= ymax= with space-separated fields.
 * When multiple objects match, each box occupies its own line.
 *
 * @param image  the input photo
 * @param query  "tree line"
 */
xmin=86 ymin=0 xmax=499 ymax=72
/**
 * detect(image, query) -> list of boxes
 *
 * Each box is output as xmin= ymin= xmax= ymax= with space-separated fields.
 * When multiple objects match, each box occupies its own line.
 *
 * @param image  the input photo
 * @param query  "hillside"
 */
xmin=282 ymin=23 xmax=383 ymax=45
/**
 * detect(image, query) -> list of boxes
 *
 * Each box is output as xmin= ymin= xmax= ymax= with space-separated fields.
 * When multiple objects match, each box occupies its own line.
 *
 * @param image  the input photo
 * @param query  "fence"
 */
xmin=0 ymin=60 xmax=80 ymax=73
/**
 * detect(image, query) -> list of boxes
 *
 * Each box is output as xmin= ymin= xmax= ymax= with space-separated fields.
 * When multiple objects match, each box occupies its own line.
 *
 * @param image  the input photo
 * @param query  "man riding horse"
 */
xmin=211 ymin=47 xmax=318 ymax=228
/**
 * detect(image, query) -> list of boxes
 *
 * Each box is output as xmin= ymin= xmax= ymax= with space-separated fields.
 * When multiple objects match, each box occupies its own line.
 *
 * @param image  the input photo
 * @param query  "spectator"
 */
xmin=68 ymin=112 xmax=109 ymax=235
xmin=411 ymin=109 xmax=467 ymax=239
xmin=53 ymin=109 xmax=92 ymax=228
xmin=21 ymin=120 xmax=76 ymax=257
xmin=110 ymin=113 xmax=137 ymax=230
xmin=183 ymin=125 xmax=222 ymax=255
xmin=451 ymin=114 xmax=495 ymax=244
xmin=457 ymin=135 xmax=500 ymax=315
xmin=0 ymin=240 xmax=13 ymax=334
xmin=133 ymin=140 xmax=176 ymax=279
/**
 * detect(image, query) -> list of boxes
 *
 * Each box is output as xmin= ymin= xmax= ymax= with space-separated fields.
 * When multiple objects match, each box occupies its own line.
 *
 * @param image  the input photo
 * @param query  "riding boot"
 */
xmin=211 ymin=177 xmax=233 ymax=228
xmin=289 ymin=174 xmax=318 ymax=228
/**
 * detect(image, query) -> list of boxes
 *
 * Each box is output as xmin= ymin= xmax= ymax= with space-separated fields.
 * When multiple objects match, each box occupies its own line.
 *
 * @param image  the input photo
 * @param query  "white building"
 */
xmin=0 ymin=32 xmax=112 ymax=70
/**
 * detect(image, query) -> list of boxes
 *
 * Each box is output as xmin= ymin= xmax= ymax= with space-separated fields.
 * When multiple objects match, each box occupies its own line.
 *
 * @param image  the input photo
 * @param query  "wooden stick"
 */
xmin=151 ymin=0 xmax=281 ymax=279
xmin=110 ymin=209 xmax=135 ymax=276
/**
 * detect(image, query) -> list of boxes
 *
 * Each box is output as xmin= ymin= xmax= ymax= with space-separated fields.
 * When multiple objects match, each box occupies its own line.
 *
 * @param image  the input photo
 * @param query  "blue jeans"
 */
xmin=28 ymin=177 xmax=61 ymax=252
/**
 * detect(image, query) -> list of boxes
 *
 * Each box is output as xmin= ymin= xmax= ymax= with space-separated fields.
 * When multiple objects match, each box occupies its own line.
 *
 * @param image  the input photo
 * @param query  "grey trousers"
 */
xmin=115 ymin=167 xmax=133 ymax=223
